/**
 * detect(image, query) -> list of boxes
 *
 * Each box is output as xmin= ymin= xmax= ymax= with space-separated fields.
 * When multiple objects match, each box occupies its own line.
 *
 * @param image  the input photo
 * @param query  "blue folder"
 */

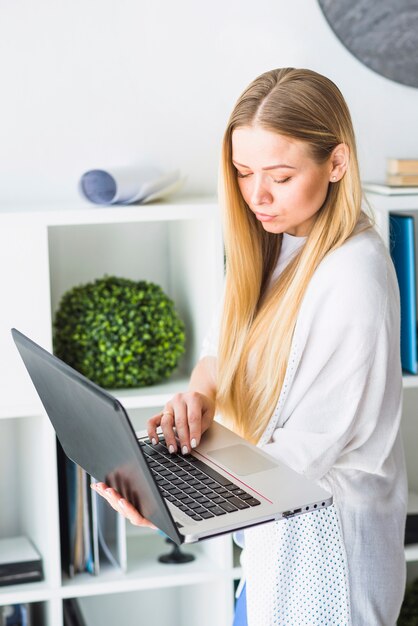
xmin=389 ymin=214 xmax=418 ymax=374
xmin=233 ymin=583 xmax=248 ymax=626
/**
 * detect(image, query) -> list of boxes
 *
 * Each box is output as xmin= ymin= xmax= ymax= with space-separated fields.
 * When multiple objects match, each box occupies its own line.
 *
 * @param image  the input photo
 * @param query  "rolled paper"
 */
xmin=79 ymin=166 xmax=180 ymax=205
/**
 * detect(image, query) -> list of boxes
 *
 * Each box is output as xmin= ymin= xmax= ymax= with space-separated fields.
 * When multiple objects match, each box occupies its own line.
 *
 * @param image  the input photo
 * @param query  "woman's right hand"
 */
xmin=146 ymin=391 xmax=216 ymax=455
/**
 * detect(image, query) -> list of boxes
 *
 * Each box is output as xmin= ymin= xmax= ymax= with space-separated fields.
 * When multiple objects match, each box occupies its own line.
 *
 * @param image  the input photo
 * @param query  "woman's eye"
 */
xmin=236 ymin=171 xmax=251 ymax=179
xmin=273 ymin=177 xmax=291 ymax=184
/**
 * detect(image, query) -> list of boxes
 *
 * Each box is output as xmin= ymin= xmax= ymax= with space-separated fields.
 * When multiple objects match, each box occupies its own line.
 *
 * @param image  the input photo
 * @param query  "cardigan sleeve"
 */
xmin=260 ymin=235 xmax=403 ymax=483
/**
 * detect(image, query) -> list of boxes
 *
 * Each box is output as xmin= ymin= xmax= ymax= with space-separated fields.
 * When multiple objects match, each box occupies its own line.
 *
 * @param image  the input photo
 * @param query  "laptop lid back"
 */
xmin=11 ymin=328 xmax=182 ymax=544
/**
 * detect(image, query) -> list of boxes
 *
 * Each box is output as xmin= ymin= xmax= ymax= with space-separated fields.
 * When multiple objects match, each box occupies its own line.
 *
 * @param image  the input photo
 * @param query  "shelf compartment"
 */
xmin=61 ymin=531 xmax=231 ymax=597
xmin=0 ymin=415 xmax=61 ymax=589
xmin=72 ymin=580 xmax=233 ymax=626
xmin=48 ymin=218 xmax=223 ymax=387
xmin=0 ymin=199 xmax=223 ymax=419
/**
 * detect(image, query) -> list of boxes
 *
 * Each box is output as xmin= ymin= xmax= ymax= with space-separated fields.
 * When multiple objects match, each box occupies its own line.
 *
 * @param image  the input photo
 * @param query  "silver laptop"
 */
xmin=12 ymin=328 xmax=332 ymax=545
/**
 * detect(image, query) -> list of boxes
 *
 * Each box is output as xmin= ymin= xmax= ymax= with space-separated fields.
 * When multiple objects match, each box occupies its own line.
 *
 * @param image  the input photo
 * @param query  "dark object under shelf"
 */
xmin=405 ymin=514 xmax=418 ymax=545
xmin=63 ymin=598 xmax=87 ymax=626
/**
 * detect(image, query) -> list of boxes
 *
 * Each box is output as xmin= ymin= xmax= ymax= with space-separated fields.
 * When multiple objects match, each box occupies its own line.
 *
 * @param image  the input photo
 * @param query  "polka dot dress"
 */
xmin=242 ymin=505 xmax=351 ymax=626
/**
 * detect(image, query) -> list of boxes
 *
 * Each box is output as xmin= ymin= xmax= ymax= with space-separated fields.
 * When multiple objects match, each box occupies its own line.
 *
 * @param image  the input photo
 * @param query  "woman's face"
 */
xmin=231 ymin=126 xmax=334 ymax=237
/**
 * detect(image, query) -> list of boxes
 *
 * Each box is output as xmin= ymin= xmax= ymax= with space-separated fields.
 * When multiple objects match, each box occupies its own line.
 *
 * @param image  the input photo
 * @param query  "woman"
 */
xmin=92 ymin=68 xmax=407 ymax=625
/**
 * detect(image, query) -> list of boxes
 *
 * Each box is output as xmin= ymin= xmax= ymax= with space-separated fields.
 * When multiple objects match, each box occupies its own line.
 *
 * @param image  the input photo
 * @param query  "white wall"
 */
xmin=1 ymin=0 xmax=418 ymax=205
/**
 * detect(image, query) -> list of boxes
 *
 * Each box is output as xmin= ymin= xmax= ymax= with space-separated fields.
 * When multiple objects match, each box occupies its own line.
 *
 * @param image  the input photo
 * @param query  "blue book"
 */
xmin=389 ymin=214 xmax=418 ymax=374
xmin=233 ymin=584 xmax=248 ymax=626
xmin=1 ymin=604 xmax=29 ymax=626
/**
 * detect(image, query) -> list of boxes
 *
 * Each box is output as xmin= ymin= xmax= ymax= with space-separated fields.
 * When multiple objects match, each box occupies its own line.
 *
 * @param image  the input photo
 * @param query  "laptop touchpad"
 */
xmin=207 ymin=444 xmax=277 ymax=476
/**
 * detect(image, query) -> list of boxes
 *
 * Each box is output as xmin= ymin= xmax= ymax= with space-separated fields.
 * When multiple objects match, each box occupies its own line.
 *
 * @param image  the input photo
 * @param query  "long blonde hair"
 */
xmin=216 ymin=68 xmax=372 ymax=444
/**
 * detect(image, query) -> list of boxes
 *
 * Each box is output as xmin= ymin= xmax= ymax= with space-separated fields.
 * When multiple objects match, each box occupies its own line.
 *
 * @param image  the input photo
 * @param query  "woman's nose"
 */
xmin=250 ymin=175 xmax=272 ymax=206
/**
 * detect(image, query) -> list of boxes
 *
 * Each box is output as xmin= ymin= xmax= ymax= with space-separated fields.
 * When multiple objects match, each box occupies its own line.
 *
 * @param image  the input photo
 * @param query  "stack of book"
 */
xmin=387 ymin=158 xmax=418 ymax=187
xmin=363 ymin=159 xmax=418 ymax=196
xmin=57 ymin=440 xmax=126 ymax=579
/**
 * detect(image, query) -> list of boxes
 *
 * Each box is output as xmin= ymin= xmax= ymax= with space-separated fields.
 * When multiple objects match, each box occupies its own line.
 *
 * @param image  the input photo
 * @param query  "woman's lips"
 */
xmin=255 ymin=212 xmax=276 ymax=222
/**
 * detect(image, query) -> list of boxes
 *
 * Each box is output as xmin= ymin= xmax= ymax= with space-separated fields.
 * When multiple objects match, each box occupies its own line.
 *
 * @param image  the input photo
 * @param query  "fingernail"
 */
xmin=182 ymin=445 xmax=188 ymax=455
xmin=119 ymin=499 xmax=125 ymax=509
xmin=152 ymin=437 xmax=157 ymax=445
xmin=191 ymin=438 xmax=197 ymax=449
xmin=169 ymin=444 xmax=175 ymax=454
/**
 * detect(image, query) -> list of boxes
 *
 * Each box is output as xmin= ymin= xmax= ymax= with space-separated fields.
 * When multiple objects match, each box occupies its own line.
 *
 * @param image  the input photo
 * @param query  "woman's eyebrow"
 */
xmin=232 ymin=160 xmax=296 ymax=171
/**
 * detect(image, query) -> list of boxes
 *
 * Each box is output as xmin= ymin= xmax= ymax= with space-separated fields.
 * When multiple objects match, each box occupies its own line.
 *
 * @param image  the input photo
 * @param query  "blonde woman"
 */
xmin=93 ymin=69 xmax=407 ymax=625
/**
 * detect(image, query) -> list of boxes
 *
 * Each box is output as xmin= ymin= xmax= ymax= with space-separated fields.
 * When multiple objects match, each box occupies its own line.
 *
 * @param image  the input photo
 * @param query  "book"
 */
xmin=88 ymin=478 xmax=100 ymax=576
xmin=362 ymin=182 xmax=418 ymax=196
xmin=387 ymin=158 xmax=418 ymax=175
xmin=57 ymin=440 xmax=76 ymax=577
xmin=389 ymin=214 xmax=418 ymax=375
xmin=386 ymin=174 xmax=418 ymax=186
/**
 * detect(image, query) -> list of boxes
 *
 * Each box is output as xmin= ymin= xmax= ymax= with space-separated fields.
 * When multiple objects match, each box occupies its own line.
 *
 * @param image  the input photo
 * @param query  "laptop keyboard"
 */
xmin=139 ymin=436 xmax=261 ymax=522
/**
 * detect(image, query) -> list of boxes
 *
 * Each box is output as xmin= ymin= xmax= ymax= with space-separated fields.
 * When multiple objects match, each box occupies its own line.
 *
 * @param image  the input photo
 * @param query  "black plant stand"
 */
xmin=158 ymin=537 xmax=195 ymax=564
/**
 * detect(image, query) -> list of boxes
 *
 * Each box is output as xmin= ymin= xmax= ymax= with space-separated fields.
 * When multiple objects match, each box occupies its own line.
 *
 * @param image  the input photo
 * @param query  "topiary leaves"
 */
xmin=53 ymin=276 xmax=185 ymax=388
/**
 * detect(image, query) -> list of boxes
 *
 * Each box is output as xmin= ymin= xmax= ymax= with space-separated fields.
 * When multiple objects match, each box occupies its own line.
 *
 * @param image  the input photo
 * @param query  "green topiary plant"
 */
xmin=53 ymin=276 xmax=186 ymax=388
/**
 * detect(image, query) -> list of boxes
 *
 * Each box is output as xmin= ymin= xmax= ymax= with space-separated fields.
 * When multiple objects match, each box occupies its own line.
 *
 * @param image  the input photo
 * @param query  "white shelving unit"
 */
xmin=3 ymin=190 xmax=417 ymax=622
xmin=366 ymin=189 xmax=418 ymax=574
xmin=0 ymin=196 xmax=238 ymax=626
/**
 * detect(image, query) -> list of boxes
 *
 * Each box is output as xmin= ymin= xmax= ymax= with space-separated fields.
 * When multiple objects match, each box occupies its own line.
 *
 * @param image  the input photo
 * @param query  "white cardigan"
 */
xmin=201 ymin=226 xmax=407 ymax=625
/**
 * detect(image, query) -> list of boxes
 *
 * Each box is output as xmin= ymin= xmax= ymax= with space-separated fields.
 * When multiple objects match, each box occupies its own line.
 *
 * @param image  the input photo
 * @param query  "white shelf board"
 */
xmin=403 ymin=375 xmax=418 ymax=389
xmin=364 ymin=191 xmax=418 ymax=211
xmin=60 ymin=533 xmax=226 ymax=598
xmin=405 ymin=544 xmax=418 ymax=562
xmin=0 ymin=373 xmax=191 ymax=419
xmin=0 ymin=579 xmax=53 ymax=606
xmin=113 ymin=373 xmax=191 ymax=410
xmin=0 ymin=196 xmax=219 ymax=227
xmin=363 ymin=184 xmax=418 ymax=197
xmin=10 ymin=375 xmax=414 ymax=417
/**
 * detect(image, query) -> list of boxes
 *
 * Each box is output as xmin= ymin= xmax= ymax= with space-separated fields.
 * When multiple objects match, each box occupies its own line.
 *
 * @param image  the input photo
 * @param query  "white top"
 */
xmin=270 ymin=231 xmax=307 ymax=282
xmin=201 ymin=226 xmax=407 ymax=625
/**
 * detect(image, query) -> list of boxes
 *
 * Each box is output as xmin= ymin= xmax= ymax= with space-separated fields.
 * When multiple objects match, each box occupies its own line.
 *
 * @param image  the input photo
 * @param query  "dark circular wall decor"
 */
xmin=318 ymin=0 xmax=418 ymax=88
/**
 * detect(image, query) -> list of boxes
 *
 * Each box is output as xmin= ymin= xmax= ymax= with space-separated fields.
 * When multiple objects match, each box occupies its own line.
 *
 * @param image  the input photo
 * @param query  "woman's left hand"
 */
xmin=91 ymin=482 xmax=157 ymax=529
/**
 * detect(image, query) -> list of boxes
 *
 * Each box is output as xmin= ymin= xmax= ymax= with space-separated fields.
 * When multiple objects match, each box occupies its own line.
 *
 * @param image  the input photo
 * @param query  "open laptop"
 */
xmin=12 ymin=328 xmax=332 ymax=545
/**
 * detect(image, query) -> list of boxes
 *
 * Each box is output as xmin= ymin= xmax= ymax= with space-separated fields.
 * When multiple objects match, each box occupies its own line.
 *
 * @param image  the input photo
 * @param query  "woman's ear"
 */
xmin=329 ymin=143 xmax=349 ymax=183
